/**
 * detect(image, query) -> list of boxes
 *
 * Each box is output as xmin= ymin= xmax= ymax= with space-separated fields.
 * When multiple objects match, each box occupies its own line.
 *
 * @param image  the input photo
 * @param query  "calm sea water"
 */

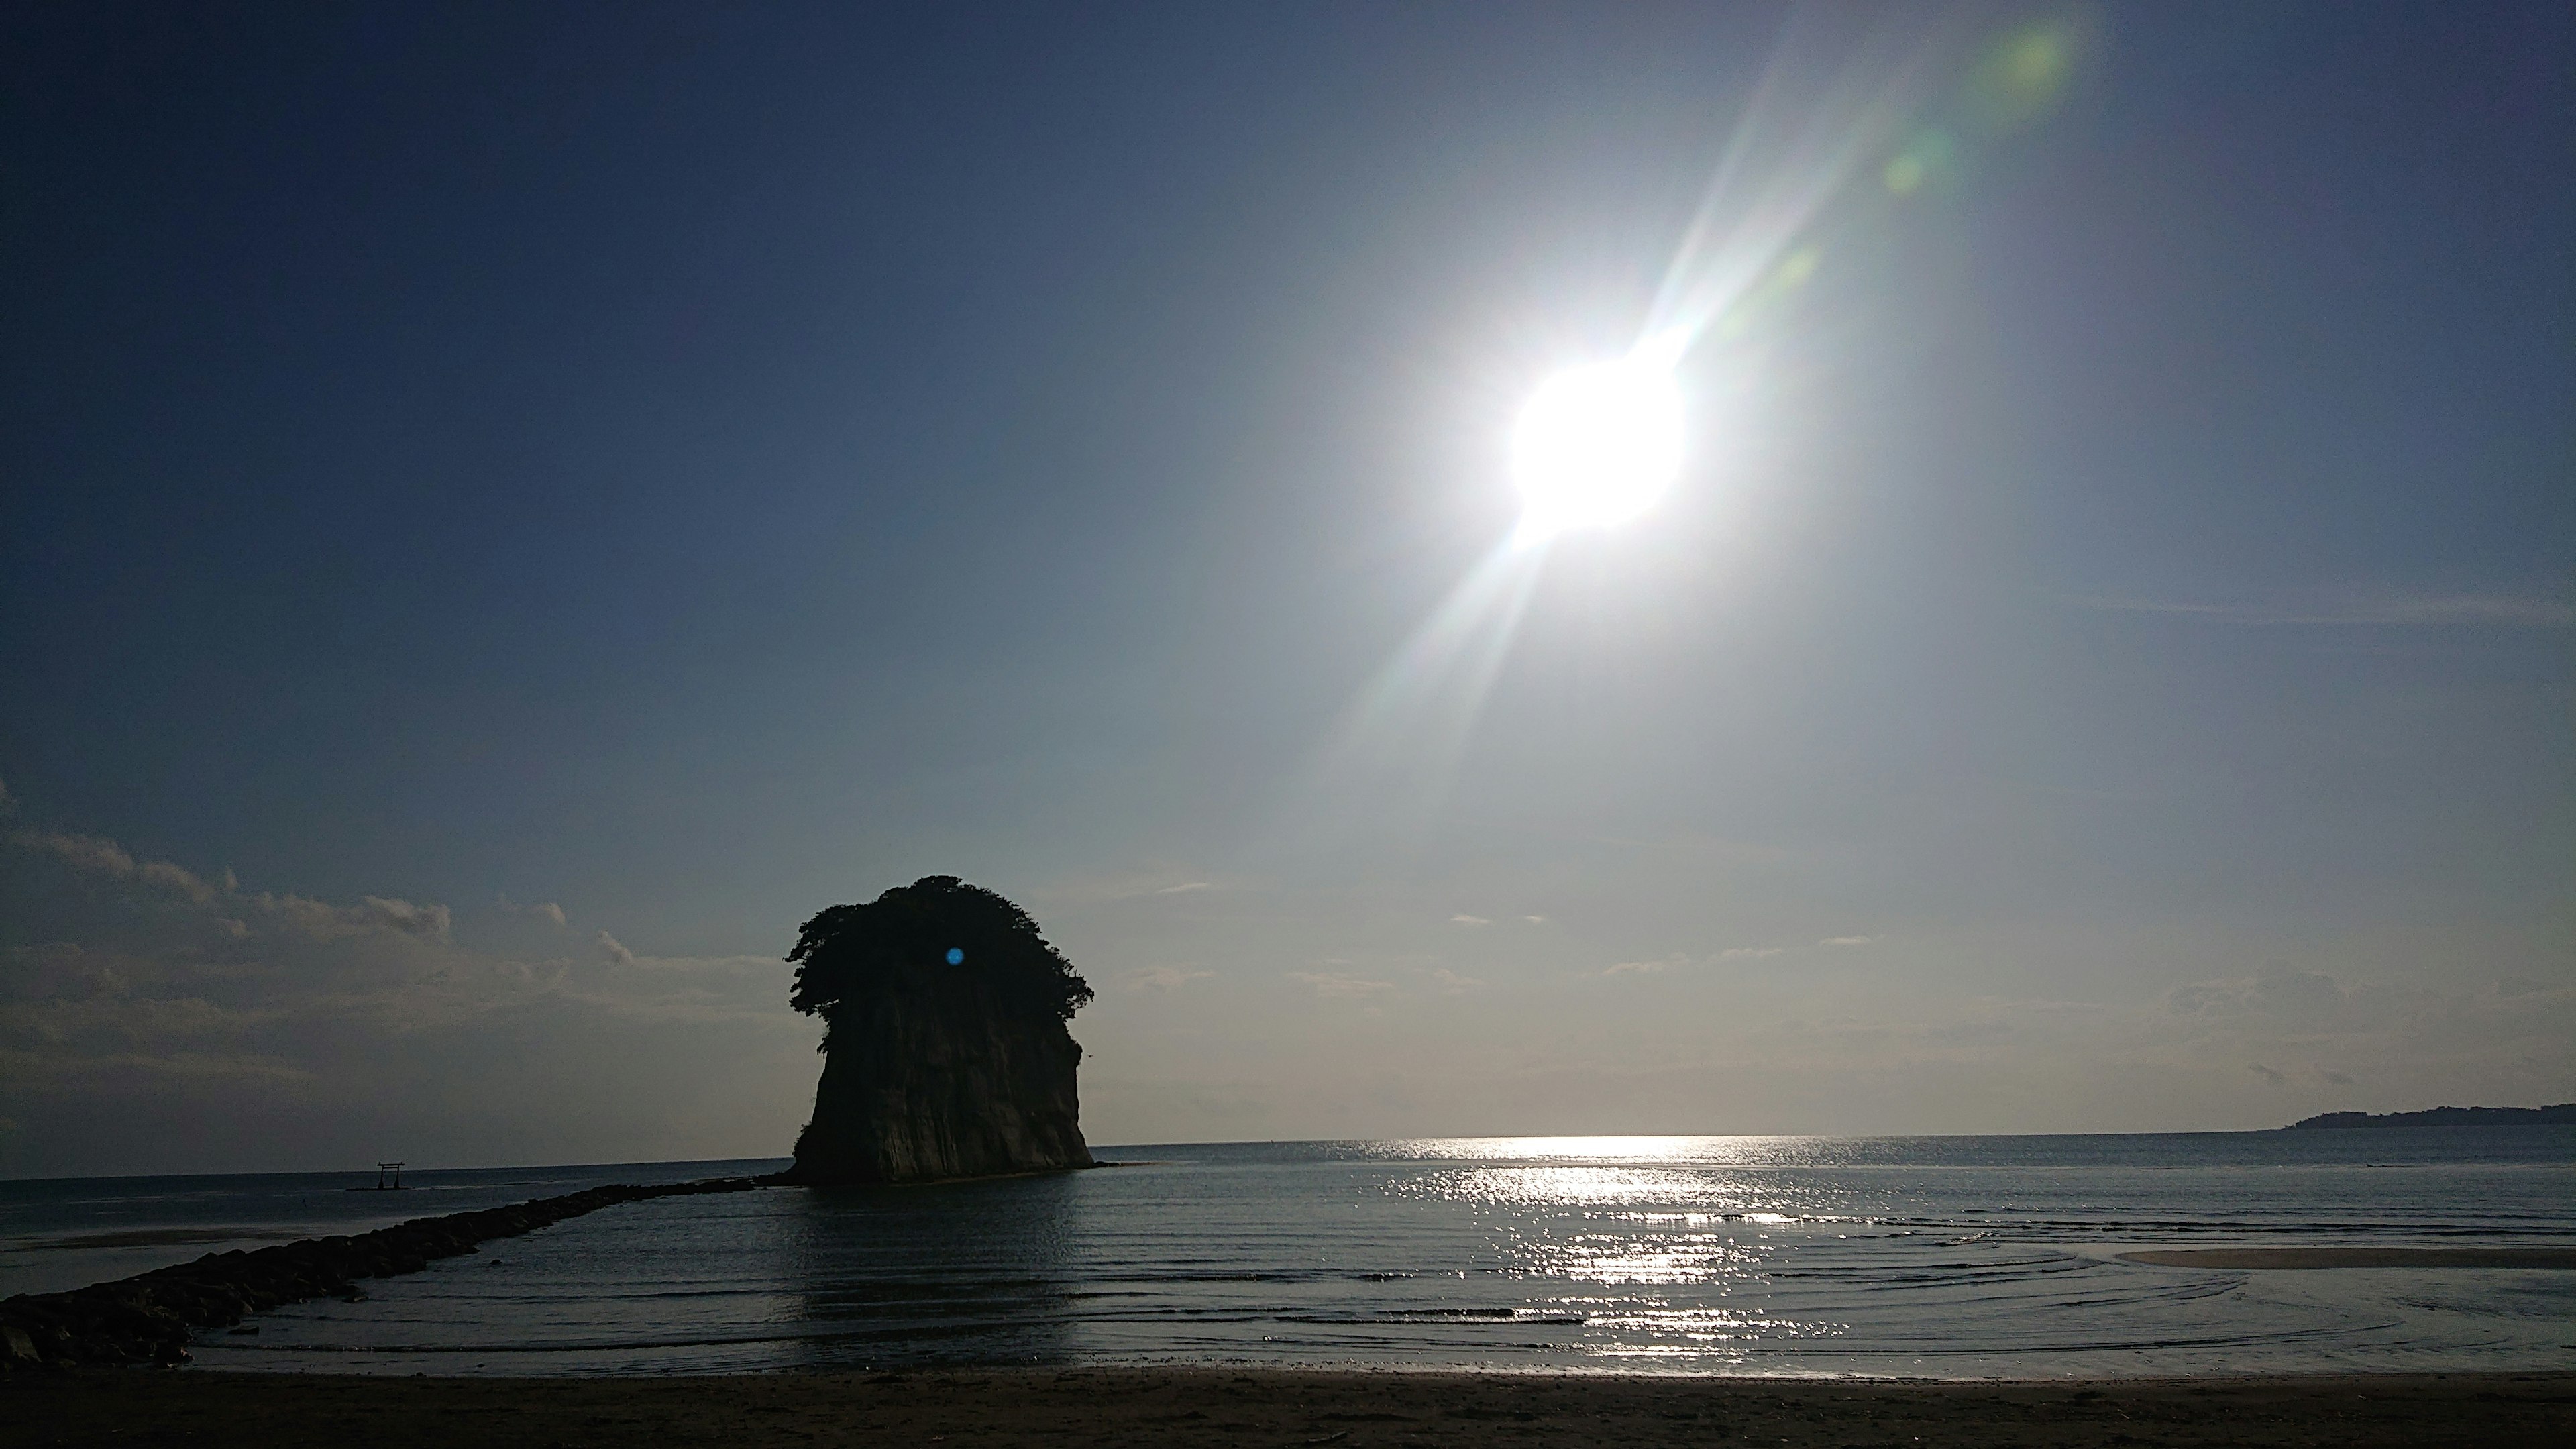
xmin=6 ymin=1130 xmax=2572 ymax=1377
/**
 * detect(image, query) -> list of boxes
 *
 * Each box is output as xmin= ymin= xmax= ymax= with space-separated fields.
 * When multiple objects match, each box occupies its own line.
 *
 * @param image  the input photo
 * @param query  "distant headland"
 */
xmin=2284 ymin=1104 xmax=2576 ymax=1130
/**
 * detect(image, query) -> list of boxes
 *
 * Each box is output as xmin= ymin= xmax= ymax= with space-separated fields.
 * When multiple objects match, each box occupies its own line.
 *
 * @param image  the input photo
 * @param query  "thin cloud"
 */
xmin=139 ymin=860 xmax=220 ymax=905
xmin=501 ymin=896 xmax=569 ymax=926
xmin=1820 ymin=935 xmax=1878 ymax=947
xmin=596 ymin=930 xmax=636 ymax=966
xmin=1450 ymin=914 xmax=1490 ymax=926
xmin=1120 ymin=965 xmax=1214 ymax=992
xmin=2249 ymin=1063 xmax=2288 ymax=1087
xmin=1431 ymin=968 xmax=1487 ymax=991
xmin=15 ymin=830 xmax=220 ymax=904
xmin=248 ymin=891 xmax=452 ymax=943
xmin=1154 ymin=881 xmax=1212 ymax=895
xmin=1290 ymin=970 xmax=1397 ymax=998
xmin=364 ymin=897 xmax=452 ymax=939
xmin=1613 ymin=947 xmax=1778 ymax=975
xmin=15 ymin=830 xmax=137 ymax=878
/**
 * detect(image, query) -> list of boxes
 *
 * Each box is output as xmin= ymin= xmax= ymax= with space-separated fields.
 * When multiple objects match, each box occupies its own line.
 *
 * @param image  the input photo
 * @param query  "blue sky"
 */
xmin=3 ymin=2 xmax=2568 ymax=1175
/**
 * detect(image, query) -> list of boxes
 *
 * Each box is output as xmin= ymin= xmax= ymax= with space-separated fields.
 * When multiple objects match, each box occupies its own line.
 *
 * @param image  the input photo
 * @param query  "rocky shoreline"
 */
xmin=0 ymin=1176 xmax=768 ymax=1368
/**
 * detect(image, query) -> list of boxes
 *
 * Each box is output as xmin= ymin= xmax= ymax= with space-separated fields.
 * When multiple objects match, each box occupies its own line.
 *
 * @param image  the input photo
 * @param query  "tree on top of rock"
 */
xmin=787 ymin=876 xmax=1093 ymax=1039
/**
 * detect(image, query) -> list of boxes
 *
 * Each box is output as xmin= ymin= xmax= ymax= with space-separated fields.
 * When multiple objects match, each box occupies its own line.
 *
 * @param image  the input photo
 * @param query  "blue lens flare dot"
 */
xmin=945 ymin=947 xmax=965 ymax=965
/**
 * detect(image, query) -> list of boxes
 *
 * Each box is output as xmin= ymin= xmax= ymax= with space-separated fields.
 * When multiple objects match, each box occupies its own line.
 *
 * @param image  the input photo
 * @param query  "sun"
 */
xmin=1510 ymin=357 xmax=1684 ymax=543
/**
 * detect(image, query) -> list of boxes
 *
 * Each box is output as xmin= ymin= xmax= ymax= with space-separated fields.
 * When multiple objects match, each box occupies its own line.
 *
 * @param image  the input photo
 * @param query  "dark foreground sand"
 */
xmin=9 ymin=1367 xmax=2574 ymax=1447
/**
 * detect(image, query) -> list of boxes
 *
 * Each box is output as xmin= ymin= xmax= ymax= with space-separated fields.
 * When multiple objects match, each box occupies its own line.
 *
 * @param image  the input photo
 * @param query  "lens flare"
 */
xmin=1510 ymin=358 xmax=1684 ymax=543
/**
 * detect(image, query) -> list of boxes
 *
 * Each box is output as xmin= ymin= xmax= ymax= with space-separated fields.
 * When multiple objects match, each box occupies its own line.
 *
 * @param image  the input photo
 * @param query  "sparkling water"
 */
xmin=7 ymin=1130 xmax=2571 ymax=1376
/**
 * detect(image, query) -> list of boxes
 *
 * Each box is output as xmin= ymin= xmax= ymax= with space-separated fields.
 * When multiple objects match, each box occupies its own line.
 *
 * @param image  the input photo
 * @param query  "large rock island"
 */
xmin=780 ymin=876 xmax=1095 ymax=1184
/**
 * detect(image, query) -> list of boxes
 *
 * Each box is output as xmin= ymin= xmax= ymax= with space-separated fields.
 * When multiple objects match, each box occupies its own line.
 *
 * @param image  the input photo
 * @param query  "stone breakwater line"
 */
xmin=0 ymin=1176 xmax=769 ymax=1368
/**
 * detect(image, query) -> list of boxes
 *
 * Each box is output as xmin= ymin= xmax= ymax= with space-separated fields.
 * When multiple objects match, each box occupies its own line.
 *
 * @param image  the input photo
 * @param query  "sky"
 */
xmin=2 ymin=2 xmax=2569 ymax=1177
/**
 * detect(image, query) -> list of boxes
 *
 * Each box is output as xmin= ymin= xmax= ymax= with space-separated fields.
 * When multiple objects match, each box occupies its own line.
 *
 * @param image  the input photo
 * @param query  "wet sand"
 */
xmin=2118 ymin=1248 xmax=2576 ymax=1269
xmin=7 ymin=1367 xmax=2574 ymax=1447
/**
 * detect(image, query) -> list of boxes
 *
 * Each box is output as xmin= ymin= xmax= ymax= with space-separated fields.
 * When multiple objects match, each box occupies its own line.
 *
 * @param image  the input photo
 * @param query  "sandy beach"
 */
xmin=9 ymin=1367 xmax=2575 ymax=1447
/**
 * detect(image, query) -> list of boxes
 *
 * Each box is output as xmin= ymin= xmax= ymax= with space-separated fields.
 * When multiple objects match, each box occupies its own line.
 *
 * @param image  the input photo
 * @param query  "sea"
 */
xmin=4 ymin=1130 xmax=2571 ymax=1377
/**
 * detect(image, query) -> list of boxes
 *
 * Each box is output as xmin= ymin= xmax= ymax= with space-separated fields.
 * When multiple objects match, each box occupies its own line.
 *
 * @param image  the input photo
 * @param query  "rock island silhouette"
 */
xmin=780 ymin=876 xmax=1095 ymax=1183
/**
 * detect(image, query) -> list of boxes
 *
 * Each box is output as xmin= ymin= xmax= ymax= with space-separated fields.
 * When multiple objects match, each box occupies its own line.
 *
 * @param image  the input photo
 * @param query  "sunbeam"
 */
xmin=1288 ymin=6 xmax=2102 ymax=849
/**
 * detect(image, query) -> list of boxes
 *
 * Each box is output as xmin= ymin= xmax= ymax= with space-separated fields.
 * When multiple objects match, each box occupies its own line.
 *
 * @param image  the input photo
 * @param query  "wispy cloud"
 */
xmin=1120 ymin=965 xmax=1214 ymax=992
xmin=1611 ymin=947 xmax=1779 ymax=975
xmin=502 ymin=896 xmax=568 ymax=926
xmin=1430 ymin=968 xmax=1487 ymax=991
xmin=246 ymin=892 xmax=452 ymax=943
xmin=1154 ymin=881 xmax=1212 ymax=895
xmin=1820 ymin=935 xmax=1878 ymax=947
xmin=1450 ymin=914 xmax=1490 ymax=926
xmin=16 ymin=830 xmax=138 ymax=878
xmin=0 ymin=804 xmax=818 ymax=1175
xmin=15 ymin=830 xmax=220 ymax=904
xmin=9 ymin=826 xmax=472 ymax=945
xmin=1291 ymin=970 xmax=1397 ymax=999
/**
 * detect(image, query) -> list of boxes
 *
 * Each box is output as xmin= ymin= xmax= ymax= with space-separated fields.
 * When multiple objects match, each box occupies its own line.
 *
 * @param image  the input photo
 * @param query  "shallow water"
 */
xmin=9 ymin=1130 xmax=2573 ymax=1376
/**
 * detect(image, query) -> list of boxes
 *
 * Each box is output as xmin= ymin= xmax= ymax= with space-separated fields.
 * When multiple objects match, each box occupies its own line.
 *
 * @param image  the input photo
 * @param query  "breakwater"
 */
xmin=0 ymin=1176 xmax=768 ymax=1368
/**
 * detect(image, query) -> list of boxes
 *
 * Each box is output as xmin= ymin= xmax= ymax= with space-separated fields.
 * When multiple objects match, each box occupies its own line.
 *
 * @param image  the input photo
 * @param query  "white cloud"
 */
xmin=1820 ymin=935 xmax=1878 ymax=947
xmin=1431 ymin=968 xmax=1486 ymax=991
xmin=1290 ymin=970 xmax=1397 ymax=998
xmin=244 ymin=892 xmax=452 ymax=943
xmin=14 ymin=830 xmax=222 ymax=904
xmin=501 ymin=896 xmax=569 ymax=926
xmin=1120 ymin=965 xmax=1214 ymax=992
xmin=1450 ymin=914 xmax=1489 ymax=926
xmin=16 ymin=830 xmax=138 ymax=878
xmin=1611 ymin=948 xmax=1777 ymax=975
xmin=0 ymin=808 xmax=821 ymax=1176
xmin=139 ymin=859 xmax=220 ymax=904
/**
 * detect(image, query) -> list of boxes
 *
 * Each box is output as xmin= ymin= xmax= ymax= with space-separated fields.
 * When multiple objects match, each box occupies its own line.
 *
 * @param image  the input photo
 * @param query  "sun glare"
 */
xmin=1510 ymin=357 xmax=1684 ymax=543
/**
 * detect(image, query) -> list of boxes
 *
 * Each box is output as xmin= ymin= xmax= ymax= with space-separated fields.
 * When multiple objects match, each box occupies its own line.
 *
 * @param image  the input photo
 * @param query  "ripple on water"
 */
xmin=97 ymin=1129 xmax=2576 ymax=1376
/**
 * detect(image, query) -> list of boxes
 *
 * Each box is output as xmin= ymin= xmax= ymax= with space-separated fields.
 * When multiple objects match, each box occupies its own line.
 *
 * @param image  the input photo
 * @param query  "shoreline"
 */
xmin=9 ymin=1366 xmax=2573 ymax=1447
xmin=0 ymin=1178 xmax=770 ymax=1367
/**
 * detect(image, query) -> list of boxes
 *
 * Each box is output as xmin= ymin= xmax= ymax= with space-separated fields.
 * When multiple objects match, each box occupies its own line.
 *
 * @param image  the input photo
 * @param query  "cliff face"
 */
xmin=786 ymin=973 xmax=1092 ymax=1183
